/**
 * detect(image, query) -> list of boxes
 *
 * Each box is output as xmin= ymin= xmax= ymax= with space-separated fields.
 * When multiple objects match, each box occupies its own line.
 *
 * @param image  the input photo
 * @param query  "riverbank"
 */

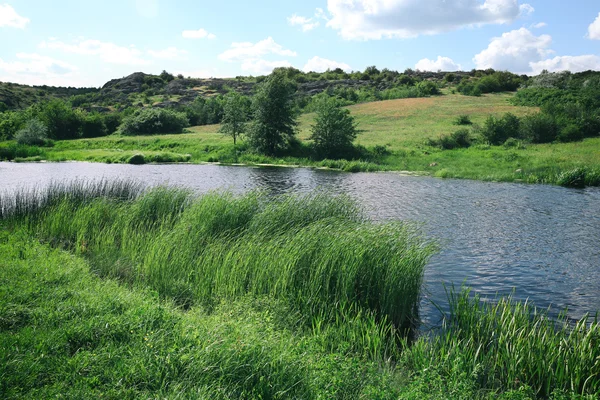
xmin=1 ymin=93 xmax=600 ymax=187
xmin=1 ymin=182 xmax=599 ymax=398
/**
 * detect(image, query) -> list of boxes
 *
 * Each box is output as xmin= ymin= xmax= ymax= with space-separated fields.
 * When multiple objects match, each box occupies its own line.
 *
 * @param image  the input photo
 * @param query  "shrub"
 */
xmin=454 ymin=115 xmax=472 ymax=125
xmin=558 ymin=124 xmax=584 ymax=142
xmin=15 ymin=119 xmax=49 ymax=146
xmin=103 ymin=113 xmax=123 ymax=135
xmin=35 ymin=99 xmax=83 ymax=140
xmin=127 ymin=153 xmax=146 ymax=165
xmin=416 ymin=80 xmax=440 ymax=96
xmin=81 ymin=113 xmax=108 ymax=138
xmin=481 ymin=113 xmax=520 ymax=145
xmin=119 ymin=108 xmax=189 ymax=135
xmin=519 ymin=113 xmax=559 ymax=143
xmin=451 ymin=129 xmax=471 ymax=148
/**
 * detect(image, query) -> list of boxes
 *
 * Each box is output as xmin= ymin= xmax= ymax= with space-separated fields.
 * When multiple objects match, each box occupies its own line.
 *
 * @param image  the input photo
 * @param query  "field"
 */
xmin=1 ymin=182 xmax=599 ymax=399
xmin=3 ymin=92 xmax=600 ymax=186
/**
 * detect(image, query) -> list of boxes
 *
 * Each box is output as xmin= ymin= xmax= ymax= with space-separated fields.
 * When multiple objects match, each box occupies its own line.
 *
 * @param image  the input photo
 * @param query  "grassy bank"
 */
xmin=1 ymin=181 xmax=599 ymax=398
xmin=2 ymin=93 xmax=600 ymax=186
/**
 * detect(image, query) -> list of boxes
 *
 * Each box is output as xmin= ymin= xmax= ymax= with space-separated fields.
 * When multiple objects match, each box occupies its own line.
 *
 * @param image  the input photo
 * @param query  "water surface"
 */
xmin=2 ymin=162 xmax=599 ymax=326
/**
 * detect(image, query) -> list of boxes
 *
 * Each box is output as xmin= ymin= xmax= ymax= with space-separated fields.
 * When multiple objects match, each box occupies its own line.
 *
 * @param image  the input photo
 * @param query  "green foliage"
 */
xmin=0 ymin=110 xmax=26 ymax=140
xmin=520 ymin=113 xmax=559 ymax=143
xmin=103 ymin=113 xmax=122 ymax=134
xmin=454 ymin=114 xmax=472 ymax=125
xmin=119 ymin=108 xmax=189 ymax=135
xmin=428 ymin=129 xmax=472 ymax=150
xmin=15 ymin=118 xmax=49 ymax=146
xmin=80 ymin=112 xmax=108 ymax=138
xmin=183 ymin=96 xmax=226 ymax=126
xmin=34 ymin=99 xmax=84 ymax=140
xmin=159 ymin=70 xmax=175 ymax=83
xmin=0 ymin=142 xmax=44 ymax=161
xmin=219 ymin=92 xmax=249 ymax=145
xmin=417 ymin=80 xmax=440 ymax=96
xmin=458 ymin=71 xmax=523 ymax=96
xmin=248 ymin=71 xmax=298 ymax=155
xmin=404 ymin=289 xmax=600 ymax=398
xmin=309 ymin=97 xmax=359 ymax=159
xmin=481 ymin=113 xmax=520 ymax=145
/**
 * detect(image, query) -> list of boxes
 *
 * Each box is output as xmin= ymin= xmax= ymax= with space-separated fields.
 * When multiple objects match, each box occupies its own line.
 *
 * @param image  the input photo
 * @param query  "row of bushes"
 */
xmin=457 ymin=71 xmax=524 ymax=96
xmin=0 ymin=99 xmax=123 ymax=142
xmin=481 ymin=112 xmax=600 ymax=145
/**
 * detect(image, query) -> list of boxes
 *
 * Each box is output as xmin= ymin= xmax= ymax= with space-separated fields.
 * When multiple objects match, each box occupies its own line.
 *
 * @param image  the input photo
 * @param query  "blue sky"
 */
xmin=1 ymin=0 xmax=599 ymax=87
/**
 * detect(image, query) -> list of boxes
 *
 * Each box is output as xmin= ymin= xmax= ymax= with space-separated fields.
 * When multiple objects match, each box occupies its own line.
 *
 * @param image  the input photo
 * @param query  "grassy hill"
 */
xmin=25 ymin=92 xmax=598 ymax=186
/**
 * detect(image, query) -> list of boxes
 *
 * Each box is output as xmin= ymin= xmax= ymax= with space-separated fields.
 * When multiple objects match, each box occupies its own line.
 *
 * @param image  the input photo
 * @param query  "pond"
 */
xmin=2 ymin=161 xmax=599 ymax=327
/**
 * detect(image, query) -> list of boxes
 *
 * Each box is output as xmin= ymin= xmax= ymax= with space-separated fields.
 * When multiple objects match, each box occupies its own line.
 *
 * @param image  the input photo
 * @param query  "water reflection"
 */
xmin=2 ymin=161 xmax=599 ymax=325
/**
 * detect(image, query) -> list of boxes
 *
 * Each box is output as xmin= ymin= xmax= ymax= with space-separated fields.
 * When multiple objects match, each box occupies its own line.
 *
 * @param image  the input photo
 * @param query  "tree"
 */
xmin=219 ymin=92 xmax=249 ymax=145
xmin=309 ymin=97 xmax=359 ymax=159
xmin=248 ymin=71 xmax=297 ymax=155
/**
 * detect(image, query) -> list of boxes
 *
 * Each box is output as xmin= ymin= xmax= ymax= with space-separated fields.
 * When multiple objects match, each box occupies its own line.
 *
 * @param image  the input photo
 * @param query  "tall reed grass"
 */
xmin=404 ymin=289 xmax=600 ymax=397
xmin=0 ymin=180 xmax=434 ymax=338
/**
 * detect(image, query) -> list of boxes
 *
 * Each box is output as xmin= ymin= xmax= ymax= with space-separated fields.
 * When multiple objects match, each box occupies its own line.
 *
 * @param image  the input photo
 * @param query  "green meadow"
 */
xmin=1 ymin=181 xmax=599 ymax=399
xmin=4 ymin=92 xmax=599 ymax=186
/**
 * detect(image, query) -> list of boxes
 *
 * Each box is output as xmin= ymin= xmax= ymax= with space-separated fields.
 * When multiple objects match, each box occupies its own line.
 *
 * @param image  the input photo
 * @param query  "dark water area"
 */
xmin=2 ymin=161 xmax=599 ymax=327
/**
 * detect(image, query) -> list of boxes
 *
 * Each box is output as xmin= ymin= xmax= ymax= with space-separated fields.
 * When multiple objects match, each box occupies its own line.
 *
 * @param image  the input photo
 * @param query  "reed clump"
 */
xmin=404 ymin=289 xmax=600 ymax=398
xmin=1 ymin=180 xmax=434 ymax=337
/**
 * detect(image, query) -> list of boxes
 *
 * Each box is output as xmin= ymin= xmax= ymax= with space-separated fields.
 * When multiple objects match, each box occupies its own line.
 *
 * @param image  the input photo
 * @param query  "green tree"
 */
xmin=15 ymin=118 xmax=48 ymax=145
xmin=248 ymin=72 xmax=297 ymax=155
xmin=309 ymin=97 xmax=359 ymax=159
xmin=219 ymin=92 xmax=249 ymax=145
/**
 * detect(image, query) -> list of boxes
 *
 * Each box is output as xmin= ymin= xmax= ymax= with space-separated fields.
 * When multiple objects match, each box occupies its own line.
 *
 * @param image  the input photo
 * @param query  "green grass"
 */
xmin=4 ymin=92 xmax=598 ymax=186
xmin=1 ymin=181 xmax=599 ymax=398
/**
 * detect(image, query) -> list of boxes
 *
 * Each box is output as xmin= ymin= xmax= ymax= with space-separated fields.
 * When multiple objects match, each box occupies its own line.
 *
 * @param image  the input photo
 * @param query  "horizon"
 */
xmin=1 ymin=0 xmax=599 ymax=88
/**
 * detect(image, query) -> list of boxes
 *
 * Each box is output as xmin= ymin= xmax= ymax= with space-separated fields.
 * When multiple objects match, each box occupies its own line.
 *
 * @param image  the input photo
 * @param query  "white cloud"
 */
xmin=530 ymin=55 xmax=600 ymax=74
xmin=518 ymin=3 xmax=534 ymax=16
xmin=326 ymin=0 xmax=531 ymax=40
xmin=288 ymin=14 xmax=320 ymax=32
xmin=531 ymin=22 xmax=546 ymax=29
xmin=218 ymin=37 xmax=296 ymax=76
xmin=0 ymin=4 xmax=29 ymax=28
xmin=588 ymin=13 xmax=600 ymax=40
xmin=148 ymin=47 xmax=188 ymax=59
xmin=303 ymin=56 xmax=351 ymax=72
xmin=218 ymin=37 xmax=296 ymax=62
xmin=0 ymin=53 xmax=93 ymax=86
xmin=241 ymin=59 xmax=293 ymax=75
xmin=415 ymin=56 xmax=461 ymax=71
xmin=182 ymin=28 xmax=216 ymax=39
xmin=473 ymin=28 xmax=552 ymax=73
xmin=39 ymin=38 xmax=150 ymax=66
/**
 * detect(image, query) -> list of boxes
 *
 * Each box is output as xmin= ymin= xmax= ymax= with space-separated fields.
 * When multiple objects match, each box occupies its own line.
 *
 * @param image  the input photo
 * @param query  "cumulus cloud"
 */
xmin=218 ymin=37 xmax=297 ymax=76
xmin=0 ymin=53 xmax=90 ymax=86
xmin=219 ymin=37 xmax=296 ymax=62
xmin=473 ymin=28 xmax=552 ymax=73
xmin=303 ymin=56 xmax=351 ymax=72
xmin=0 ymin=3 xmax=29 ymax=28
xmin=530 ymin=55 xmax=600 ymax=74
xmin=147 ymin=47 xmax=188 ymax=59
xmin=287 ymin=14 xmax=319 ymax=32
xmin=588 ymin=13 xmax=600 ymax=40
xmin=518 ymin=3 xmax=534 ymax=16
xmin=415 ymin=56 xmax=461 ymax=71
xmin=326 ymin=0 xmax=531 ymax=40
xmin=39 ymin=38 xmax=150 ymax=66
xmin=241 ymin=59 xmax=293 ymax=75
xmin=531 ymin=22 xmax=546 ymax=29
xmin=182 ymin=28 xmax=216 ymax=39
